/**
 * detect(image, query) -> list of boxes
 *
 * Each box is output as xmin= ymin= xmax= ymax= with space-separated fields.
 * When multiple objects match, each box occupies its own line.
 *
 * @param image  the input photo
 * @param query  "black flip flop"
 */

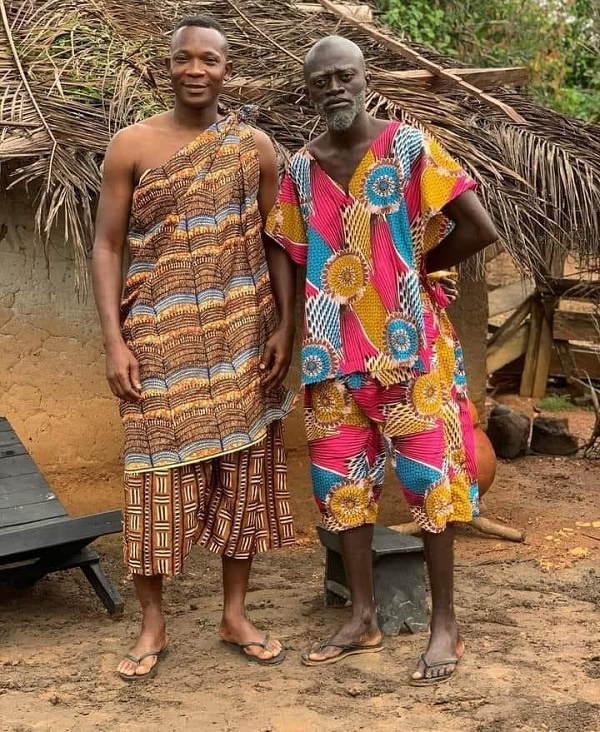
xmin=118 ymin=644 xmax=169 ymax=682
xmin=301 ymin=640 xmax=384 ymax=667
xmin=224 ymin=634 xmax=286 ymax=666
xmin=409 ymin=653 xmax=459 ymax=687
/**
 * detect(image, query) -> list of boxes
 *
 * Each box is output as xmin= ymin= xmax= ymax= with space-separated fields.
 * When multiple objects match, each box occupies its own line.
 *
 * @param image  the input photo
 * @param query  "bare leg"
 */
xmin=304 ymin=524 xmax=382 ymax=663
xmin=412 ymin=525 xmax=464 ymax=682
xmin=117 ymin=574 xmax=167 ymax=677
xmin=218 ymin=556 xmax=282 ymax=661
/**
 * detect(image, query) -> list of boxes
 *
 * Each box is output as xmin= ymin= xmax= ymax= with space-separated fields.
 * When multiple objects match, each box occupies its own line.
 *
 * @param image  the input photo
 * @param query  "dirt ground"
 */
xmin=1 ymin=406 xmax=600 ymax=732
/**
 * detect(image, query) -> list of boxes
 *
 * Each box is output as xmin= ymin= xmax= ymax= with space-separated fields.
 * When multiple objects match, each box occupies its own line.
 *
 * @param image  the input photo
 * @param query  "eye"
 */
xmin=173 ymin=55 xmax=187 ymax=63
xmin=341 ymin=73 xmax=354 ymax=82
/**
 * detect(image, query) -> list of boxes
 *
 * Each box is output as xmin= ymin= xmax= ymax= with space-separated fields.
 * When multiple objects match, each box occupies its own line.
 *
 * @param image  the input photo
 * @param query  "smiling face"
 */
xmin=168 ymin=25 xmax=232 ymax=110
xmin=305 ymin=37 xmax=368 ymax=132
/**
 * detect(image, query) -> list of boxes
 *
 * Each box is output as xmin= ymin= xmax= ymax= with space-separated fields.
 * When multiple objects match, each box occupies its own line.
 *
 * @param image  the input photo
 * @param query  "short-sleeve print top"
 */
xmin=265 ymin=121 xmax=477 ymax=386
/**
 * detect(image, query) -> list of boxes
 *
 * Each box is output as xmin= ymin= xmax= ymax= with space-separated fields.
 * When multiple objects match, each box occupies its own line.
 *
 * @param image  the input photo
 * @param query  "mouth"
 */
xmin=183 ymin=84 xmax=209 ymax=92
xmin=324 ymin=99 xmax=351 ymax=110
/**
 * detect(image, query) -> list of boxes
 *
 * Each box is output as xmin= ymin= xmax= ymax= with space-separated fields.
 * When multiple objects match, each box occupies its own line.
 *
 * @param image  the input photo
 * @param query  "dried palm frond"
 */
xmin=0 ymin=0 xmax=599 ymax=294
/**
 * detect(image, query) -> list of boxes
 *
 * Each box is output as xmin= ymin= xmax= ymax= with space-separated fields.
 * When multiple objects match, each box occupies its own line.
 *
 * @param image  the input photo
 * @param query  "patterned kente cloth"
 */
xmin=124 ymin=421 xmax=293 ymax=576
xmin=266 ymin=120 xmax=479 ymax=532
xmin=120 ymin=111 xmax=294 ymax=474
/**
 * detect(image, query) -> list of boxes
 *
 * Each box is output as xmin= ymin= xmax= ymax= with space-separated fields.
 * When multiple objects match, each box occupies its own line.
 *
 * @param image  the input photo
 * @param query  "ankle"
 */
xmin=140 ymin=605 xmax=165 ymax=627
xmin=221 ymin=607 xmax=247 ymax=627
xmin=351 ymin=607 xmax=377 ymax=629
xmin=430 ymin=613 xmax=457 ymax=634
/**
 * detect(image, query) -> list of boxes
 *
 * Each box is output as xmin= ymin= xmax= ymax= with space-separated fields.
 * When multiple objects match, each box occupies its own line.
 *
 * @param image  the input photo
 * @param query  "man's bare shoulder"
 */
xmin=248 ymin=125 xmax=276 ymax=152
xmin=110 ymin=111 xmax=174 ymax=147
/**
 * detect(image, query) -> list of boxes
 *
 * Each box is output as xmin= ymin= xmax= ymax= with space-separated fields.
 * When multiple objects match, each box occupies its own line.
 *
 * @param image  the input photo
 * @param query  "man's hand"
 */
xmin=428 ymin=270 xmax=459 ymax=304
xmin=106 ymin=340 xmax=142 ymax=402
xmin=260 ymin=325 xmax=295 ymax=390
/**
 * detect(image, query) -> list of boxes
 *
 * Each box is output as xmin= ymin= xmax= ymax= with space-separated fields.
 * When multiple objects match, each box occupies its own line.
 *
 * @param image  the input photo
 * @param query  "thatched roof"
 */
xmin=1 ymin=0 xmax=599 ymax=291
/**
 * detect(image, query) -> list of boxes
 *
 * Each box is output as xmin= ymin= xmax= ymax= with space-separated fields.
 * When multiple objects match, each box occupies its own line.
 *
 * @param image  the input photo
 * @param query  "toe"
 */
xmin=117 ymin=659 xmax=137 ymax=677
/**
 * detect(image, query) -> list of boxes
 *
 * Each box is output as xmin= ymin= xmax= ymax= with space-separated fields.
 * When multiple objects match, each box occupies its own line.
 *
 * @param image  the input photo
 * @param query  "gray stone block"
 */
xmin=486 ymin=407 xmax=531 ymax=458
xmin=531 ymin=416 xmax=579 ymax=455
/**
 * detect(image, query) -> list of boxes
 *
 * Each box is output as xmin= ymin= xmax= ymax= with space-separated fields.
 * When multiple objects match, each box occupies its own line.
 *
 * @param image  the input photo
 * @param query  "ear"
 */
xmin=165 ymin=56 xmax=171 ymax=74
xmin=365 ymin=70 xmax=372 ymax=88
xmin=224 ymin=59 xmax=233 ymax=82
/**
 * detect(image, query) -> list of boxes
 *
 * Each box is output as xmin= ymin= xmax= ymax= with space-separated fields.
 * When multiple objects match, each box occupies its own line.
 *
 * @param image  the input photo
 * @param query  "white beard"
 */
xmin=316 ymin=90 xmax=366 ymax=131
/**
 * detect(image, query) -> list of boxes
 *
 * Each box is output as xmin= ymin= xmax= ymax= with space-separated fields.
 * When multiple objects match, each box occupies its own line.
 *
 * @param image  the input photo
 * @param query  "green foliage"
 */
xmin=379 ymin=0 xmax=600 ymax=122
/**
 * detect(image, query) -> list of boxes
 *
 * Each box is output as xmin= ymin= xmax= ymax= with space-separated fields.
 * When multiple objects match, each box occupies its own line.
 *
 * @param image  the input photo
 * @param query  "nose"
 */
xmin=185 ymin=60 xmax=206 ymax=77
xmin=326 ymin=79 xmax=344 ymax=96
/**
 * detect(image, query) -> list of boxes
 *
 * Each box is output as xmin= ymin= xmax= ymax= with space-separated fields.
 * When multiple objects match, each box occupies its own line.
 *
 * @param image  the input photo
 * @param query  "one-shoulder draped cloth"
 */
xmin=120 ymin=112 xmax=294 ymax=474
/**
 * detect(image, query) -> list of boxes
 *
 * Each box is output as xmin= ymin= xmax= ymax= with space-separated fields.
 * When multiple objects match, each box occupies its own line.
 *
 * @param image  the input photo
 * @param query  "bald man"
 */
xmin=93 ymin=15 xmax=297 ymax=679
xmin=266 ymin=36 xmax=498 ymax=685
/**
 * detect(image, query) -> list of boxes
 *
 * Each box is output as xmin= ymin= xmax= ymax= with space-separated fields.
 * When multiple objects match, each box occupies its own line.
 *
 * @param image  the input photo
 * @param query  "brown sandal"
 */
xmin=223 ymin=634 xmax=286 ymax=666
xmin=118 ymin=644 xmax=169 ymax=682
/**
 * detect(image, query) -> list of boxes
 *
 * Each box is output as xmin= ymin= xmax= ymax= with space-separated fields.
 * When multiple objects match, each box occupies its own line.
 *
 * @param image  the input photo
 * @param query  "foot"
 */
xmin=117 ymin=610 xmax=167 ymax=679
xmin=304 ymin=617 xmax=382 ymax=664
xmin=219 ymin=614 xmax=283 ymax=662
xmin=411 ymin=621 xmax=464 ymax=684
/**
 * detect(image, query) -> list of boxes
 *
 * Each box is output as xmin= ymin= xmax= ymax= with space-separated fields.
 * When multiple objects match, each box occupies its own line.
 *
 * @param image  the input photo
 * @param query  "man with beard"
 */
xmin=266 ymin=36 xmax=498 ymax=685
xmin=93 ymin=16 xmax=296 ymax=680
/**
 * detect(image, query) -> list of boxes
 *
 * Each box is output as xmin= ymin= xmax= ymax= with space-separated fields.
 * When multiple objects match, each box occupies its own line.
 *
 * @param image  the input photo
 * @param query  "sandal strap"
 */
xmin=239 ymin=634 xmax=270 ymax=650
xmin=420 ymin=653 xmax=459 ymax=669
xmin=135 ymin=649 xmax=162 ymax=663
xmin=123 ymin=653 xmax=141 ymax=665
xmin=318 ymin=639 xmax=381 ymax=652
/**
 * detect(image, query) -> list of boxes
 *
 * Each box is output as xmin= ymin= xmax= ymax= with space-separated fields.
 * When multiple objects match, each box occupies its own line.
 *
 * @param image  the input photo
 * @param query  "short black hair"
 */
xmin=174 ymin=15 xmax=226 ymax=38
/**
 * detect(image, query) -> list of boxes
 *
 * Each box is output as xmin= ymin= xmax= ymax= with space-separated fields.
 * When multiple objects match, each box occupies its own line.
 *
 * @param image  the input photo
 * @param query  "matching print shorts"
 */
xmin=305 ymin=373 xmax=479 ymax=533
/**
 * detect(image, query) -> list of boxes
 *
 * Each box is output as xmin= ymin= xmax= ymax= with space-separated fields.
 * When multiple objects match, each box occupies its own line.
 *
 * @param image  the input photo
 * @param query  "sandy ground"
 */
xmin=1 ymin=407 xmax=600 ymax=732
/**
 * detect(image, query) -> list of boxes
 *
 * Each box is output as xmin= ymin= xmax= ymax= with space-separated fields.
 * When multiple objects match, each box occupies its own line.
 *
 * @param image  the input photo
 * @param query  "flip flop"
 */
xmin=223 ymin=634 xmax=286 ymax=666
xmin=409 ymin=653 xmax=460 ymax=687
xmin=118 ymin=644 xmax=169 ymax=682
xmin=301 ymin=639 xmax=384 ymax=667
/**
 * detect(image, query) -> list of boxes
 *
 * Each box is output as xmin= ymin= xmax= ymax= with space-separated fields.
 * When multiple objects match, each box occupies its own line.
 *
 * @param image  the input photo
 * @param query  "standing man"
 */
xmin=92 ymin=16 xmax=296 ymax=680
xmin=266 ymin=36 xmax=498 ymax=685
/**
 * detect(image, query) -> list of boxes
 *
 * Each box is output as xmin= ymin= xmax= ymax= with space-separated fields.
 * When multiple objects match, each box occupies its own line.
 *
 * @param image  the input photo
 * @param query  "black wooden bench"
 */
xmin=0 ymin=416 xmax=124 ymax=616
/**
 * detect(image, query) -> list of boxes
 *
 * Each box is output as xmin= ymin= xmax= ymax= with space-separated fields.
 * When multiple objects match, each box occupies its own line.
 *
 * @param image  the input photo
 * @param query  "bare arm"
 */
xmin=253 ymin=128 xmax=296 ymax=331
xmin=92 ymin=128 xmax=141 ymax=402
xmin=425 ymin=190 xmax=498 ymax=273
xmin=252 ymin=128 xmax=296 ymax=389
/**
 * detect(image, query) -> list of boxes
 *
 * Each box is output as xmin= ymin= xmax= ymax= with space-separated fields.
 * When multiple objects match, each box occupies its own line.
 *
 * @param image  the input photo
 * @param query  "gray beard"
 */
xmin=316 ymin=91 xmax=366 ymax=132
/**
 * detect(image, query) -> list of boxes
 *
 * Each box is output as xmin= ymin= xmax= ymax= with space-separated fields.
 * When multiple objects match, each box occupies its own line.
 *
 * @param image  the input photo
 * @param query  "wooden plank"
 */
xmin=487 ymin=296 xmax=531 ymax=348
xmin=0 ymin=432 xmax=22 ymax=449
xmin=0 ymin=485 xmax=56 ymax=509
xmin=541 ymin=278 xmax=600 ymax=301
xmin=520 ymin=298 xmax=544 ymax=397
xmin=488 ymin=279 xmax=535 ymax=318
xmin=553 ymin=311 xmax=600 ymax=342
xmin=296 ymin=1 xmax=373 ymax=19
xmin=531 ymin=300 xmax=556 ymax=398
xmin=0 ymin=472 xmax=56 ymax=499
xmin=0 ymin=444 xmax=27 ymax=459
xmin=0 ymin=454 xmax=39 ymax=479
xmin=487 ymin=321 xmax=530 ymax=373
xmin=0 ymin=510 xmax=123 ymax=560
xmin=0 ymin=497 xmax=67 ymax=530
xmin=380 ymin=66 xmax=530 ymax=91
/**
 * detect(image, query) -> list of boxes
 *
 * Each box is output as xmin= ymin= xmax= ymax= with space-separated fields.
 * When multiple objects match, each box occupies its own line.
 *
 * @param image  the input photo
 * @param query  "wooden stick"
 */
xmin=389 ymin=518 xmax=525 ymax=543
xmin=317 ymin=0 xmax=528 ymax=125
xmin=470 ymin=517 xmax=525 ymax=543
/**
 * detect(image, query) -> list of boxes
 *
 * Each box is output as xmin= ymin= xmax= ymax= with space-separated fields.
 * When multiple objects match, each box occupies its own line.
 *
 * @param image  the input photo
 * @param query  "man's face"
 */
xmin=168 ymin=26 xmax=231 ymax=109
xmin=306 ymin=47 xmax=367 ymax=132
